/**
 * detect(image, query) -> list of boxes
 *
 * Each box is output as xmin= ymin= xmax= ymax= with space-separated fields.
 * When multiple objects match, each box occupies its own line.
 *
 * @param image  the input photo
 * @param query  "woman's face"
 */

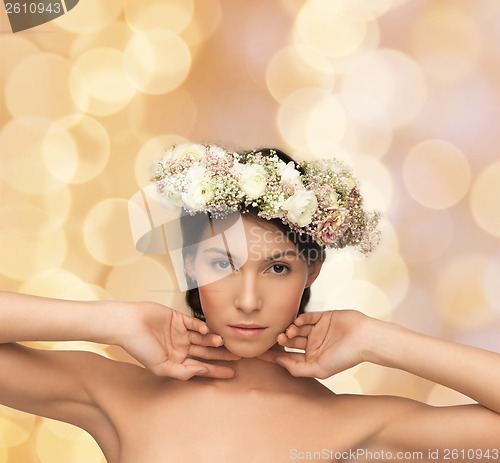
xmin=186 ymin=215 xmax=322 ymax=357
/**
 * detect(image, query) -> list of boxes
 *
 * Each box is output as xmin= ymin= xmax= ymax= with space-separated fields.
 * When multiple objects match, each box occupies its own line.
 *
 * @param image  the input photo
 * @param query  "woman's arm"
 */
xmin=0 ymin=291 xmax=238 ymax=377
xmin=365 ymin=316 xmax=500 ymax=414
xmin=0 ymin=291 xmax=122 ymax=345
xmin=260 ymin=310 xmax=500 ymax=448
xmin=0 ymin=291 xmax=238 ymax=423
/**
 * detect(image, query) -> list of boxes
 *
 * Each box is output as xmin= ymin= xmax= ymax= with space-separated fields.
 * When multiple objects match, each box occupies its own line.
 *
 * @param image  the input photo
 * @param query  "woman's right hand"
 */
xmin=119 ymin=302 xmax=240 ymax=380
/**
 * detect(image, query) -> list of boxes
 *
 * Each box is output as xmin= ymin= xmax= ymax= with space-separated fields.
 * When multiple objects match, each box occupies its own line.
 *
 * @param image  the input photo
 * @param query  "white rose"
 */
xmin=161 ymin=187 xmax=183 ymax=209
xmin=180 ymin=166 xmax=213 ymax=210
xmin=182 ymin=179 xmax=214 ymax=211
xmin=171 ymin=143 xmax=207 ymax=162
xmin=185 ymin=165 xmax=207 ymax=182
xmin=280 ymin=161 xmax=303 ymax=188
xmin=282 ymin=190 xmax=317 ymax=227
xmin=238 ymin=163 xmax=267 ymax=200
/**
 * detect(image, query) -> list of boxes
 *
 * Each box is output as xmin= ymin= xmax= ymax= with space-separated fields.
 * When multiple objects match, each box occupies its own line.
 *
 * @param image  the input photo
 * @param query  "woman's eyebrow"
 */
xmin=203 ymin=247 xmax=232 ymax=256
xmin=264 ymin=250 xmax=298 ymax=261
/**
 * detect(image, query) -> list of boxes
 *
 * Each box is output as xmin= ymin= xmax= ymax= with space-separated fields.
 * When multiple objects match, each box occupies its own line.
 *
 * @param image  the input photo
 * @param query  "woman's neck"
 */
xmin=197 ymin=347 xmax=320 ymax=394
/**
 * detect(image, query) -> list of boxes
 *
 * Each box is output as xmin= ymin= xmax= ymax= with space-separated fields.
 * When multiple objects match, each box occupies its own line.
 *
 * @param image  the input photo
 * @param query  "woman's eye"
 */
xmin=213 ymin=259 xmax=232 ymax=271
xmin=270 ymin=264 xmax=289 ymax=275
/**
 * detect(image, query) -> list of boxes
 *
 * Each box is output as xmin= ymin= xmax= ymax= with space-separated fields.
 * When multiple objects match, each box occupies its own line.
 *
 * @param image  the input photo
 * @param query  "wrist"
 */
xmin=359 ymin=316 xmax=406 ymax=368
xmin=91 ymin=300 xmax=137 ymax=347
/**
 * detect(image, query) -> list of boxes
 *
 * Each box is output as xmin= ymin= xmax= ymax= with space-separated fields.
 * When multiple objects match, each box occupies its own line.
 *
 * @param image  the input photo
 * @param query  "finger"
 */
xmin=188 ymin=331 xmax=224 ymax=347
xmin=277 ymin=335 xmax=307 ymax=350
xmin=271 ymin=354 xmax=320 ymax=378
xmin=294 ymin=311 xmax=323 ymax=327
xmin=184 ymin=316 xmax=210 ymax=335
xmin=284 ymin=324 xmax=313 ymax=339
xmin=184 ymin=359 xmax=236 ymax=379
xmin=188 ymin=345 xmax=241 ymax=361
xmin=149 ymin=360 xmax=209 ymax=381
xmin=199 ymin=364 xmax=237 ymax=379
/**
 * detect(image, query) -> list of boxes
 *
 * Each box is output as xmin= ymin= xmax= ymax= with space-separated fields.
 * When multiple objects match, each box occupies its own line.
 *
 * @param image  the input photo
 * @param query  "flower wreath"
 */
xmin=152 ymin=143 xmax=380 ymax=254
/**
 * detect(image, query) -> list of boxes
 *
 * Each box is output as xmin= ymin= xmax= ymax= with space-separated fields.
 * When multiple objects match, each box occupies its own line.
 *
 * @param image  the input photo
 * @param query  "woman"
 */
xmin=1 ymin=144 xmax=499 ymax=462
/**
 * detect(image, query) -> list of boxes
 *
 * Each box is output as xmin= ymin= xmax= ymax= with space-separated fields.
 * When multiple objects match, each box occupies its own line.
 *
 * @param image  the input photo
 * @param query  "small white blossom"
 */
xmin=280 ymin=161 xmax=303 ymax=188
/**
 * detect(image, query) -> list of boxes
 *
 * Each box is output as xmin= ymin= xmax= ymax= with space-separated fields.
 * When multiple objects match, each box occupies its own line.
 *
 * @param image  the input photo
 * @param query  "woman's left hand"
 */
xmin=258 ymin=309 xmax=373 ymax=378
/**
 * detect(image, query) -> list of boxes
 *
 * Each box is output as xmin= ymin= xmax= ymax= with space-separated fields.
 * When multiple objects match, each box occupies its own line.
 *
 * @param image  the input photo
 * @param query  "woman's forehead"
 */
xmin=196 ymin=214 xmax=296 ymax=259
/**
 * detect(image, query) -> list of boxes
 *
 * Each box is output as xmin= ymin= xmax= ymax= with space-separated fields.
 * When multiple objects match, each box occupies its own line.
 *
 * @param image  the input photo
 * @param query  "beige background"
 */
xmin=1 ymin=0 xmax=499 ymax=461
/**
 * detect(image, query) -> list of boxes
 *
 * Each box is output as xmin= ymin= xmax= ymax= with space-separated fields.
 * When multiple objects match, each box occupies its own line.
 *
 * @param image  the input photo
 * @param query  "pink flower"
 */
xmin=316 ymin=209 xmax=347 ymax=246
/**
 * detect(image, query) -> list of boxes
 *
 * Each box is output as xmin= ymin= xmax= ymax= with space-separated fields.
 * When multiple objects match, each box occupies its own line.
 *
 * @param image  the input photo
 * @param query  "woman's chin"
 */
xmin=224 ymin=340 xmax=275 ymax=358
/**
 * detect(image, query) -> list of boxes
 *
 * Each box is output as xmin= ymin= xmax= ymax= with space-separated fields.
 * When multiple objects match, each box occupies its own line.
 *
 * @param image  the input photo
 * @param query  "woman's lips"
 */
xmin=228 ymin=324 xmax=267 ymax=338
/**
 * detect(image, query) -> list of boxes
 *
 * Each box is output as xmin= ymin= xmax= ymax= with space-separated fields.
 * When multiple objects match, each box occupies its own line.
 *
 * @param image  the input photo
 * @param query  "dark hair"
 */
xmin=181 ymin=148 xmax=325 ymax=321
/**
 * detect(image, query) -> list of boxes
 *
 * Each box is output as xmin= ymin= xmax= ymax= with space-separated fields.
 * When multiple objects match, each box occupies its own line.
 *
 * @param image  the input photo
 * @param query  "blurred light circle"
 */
xmin=339 ymin=92 xmax=392 ymax=131
xmin=60 ymin=283 xmax=112 ymax=301
xmin=329 ymin=0 xmax=394 ymax=21
xmin=311 ymin=252 xmax=354 ymax=305
xmin=20 ymin=268 xmax=82 ymax=298
xmin=182 ymin=0 xmax=222 ymax=46
xmin=105 ymin=256 xmax=175 ymax=306
xmin=124 ymin=0 xmax=194 ymax=34
xmin=0 ymin=182 xmax=71 ymax=236
xmin=0 ymin=435 xmax=6 ymax=463
xmin=70 ymin=48 xmax=136 ymax=116
xmin=0 ymin=35 xmax=39 ymax=83
xmin=266 ymin=45 xmax=335 ymax=103
xmin=483 ymin=255 xmax=500 ymax=313
xmin=409 ymin=73 xmax=497 ymax=159
xmin=278 ymin=88 xmax=346 ymax=152
xmin=357 ymin=158 xmax=393 ymax=212
xmin=70 ymin=21 xmax=132 ymax=60
xmin=42 ymin=122 xmax=78 ymax=183
xmin=435 ymin=254 xmax=495 ymax=331
xmin=411 ymin=6 xmax=482 ymax=83
xmin=5 ymin=53 xmax=81 ymax=122
xmin=0 ymin=203 xmax=63 ymax=238
xmin=0 ymin=117 xmax=67 ymax=194
xmin=360 ymin=249 xmax=409 ymax=308
xmin=403 ymin=139 xmax=471 ymax=209
xmin=0 ymin=415 xmax=34 ymax=447
xmin=328 ymin=280 xmax=393 ymax=319
xmin=42 ymin=115 xmax=111 ymax=184
xmin=341 ymin=49 xmax=427 ymax=127
xmin=470 ymin=161 xmax=500 ymax=238
xmin=296 ymin=0 xmax=367 ymax=58
xmin=83 ymin=198 xmax=141 ymax=267
xmin=0 ymin=228 xmax=67 ymax=281
xmin=54 ymin=0 xmax=122 ymax=34
xmin=307 ymin=94 xmax=348 ymax=153
xmin=398 ymin=205 xmax=454 ymax=264
xmin=134 ymin=135 xmax=188 ymax=187
xmin=124 ymin=29 xmax=192 ymax=95
xmin=36 ymin=419 xmax=103 ymax=463
xmin=321 ymin=19 xmax=380 ymax=76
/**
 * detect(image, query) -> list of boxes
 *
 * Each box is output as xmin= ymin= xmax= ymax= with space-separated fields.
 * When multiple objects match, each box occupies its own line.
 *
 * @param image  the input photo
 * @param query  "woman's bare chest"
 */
xmin=111 ymin=389 xmax=375 ymax=463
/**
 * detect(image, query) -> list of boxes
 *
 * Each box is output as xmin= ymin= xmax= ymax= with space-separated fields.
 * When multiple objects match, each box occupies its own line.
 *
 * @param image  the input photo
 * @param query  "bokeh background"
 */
xmin=1 ymin=0 xmax=499 ymax=461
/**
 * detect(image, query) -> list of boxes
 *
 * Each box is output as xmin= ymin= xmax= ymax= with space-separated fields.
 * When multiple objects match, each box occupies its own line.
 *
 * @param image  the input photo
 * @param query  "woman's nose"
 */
xmin=234 ymin=273 xmax=262 ymax=313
